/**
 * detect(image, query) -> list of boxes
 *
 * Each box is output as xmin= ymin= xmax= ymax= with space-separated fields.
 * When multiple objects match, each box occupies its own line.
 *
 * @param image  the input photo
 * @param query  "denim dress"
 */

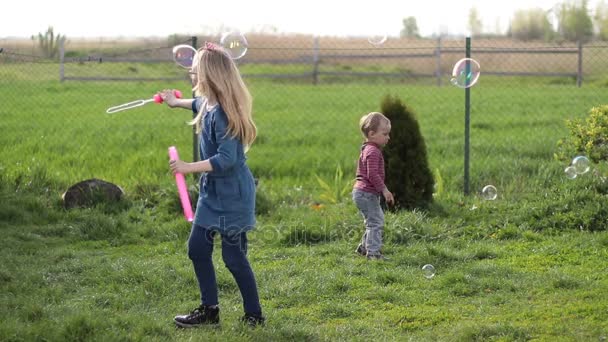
xmin=191 ymin=97 xmax=256 ymax=232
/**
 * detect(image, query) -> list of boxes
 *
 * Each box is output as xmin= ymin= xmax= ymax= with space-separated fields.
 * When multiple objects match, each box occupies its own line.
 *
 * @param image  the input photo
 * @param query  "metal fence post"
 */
xmin=59 ymin=38 xmax=65 ymax=82
xmin=191 ymin=36 xmax=199 ymax=165
xmin=435 ymin=36 xmax=442 ymax=87
xmin=312 ymin=36 xmax=319 ymax=85
xmin=464 ymin=36 xmax=471 ymax=196
xmin=577 ymin=40 xmax=583 ymax=88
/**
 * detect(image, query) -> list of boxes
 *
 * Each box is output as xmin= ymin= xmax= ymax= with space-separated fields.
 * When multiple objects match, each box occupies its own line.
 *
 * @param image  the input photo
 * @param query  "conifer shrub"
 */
xmin=380 ymin=95 xmax=434 ymax=210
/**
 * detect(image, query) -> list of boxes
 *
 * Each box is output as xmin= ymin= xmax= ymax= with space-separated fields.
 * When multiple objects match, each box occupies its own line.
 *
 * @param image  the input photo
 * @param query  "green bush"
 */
xmin=381 ymin=95 xmax=434 ymax=210
xmin=556 ymin=104 xmax=608 ymax=163
xmin=314 ymin=164 xmax=352 ymax=204
xmin=522 ymin=189 xmax=608 ymax=232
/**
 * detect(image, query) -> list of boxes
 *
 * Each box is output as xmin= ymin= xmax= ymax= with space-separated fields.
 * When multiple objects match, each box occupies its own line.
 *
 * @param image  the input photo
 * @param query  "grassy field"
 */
xmin=1 ymin=56 xmax=608 ymax=340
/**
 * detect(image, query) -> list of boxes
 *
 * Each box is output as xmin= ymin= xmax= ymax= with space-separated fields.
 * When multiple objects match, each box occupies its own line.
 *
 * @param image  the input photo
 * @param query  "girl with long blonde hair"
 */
xmin=159 ymin=42 xmax=263 ymax=328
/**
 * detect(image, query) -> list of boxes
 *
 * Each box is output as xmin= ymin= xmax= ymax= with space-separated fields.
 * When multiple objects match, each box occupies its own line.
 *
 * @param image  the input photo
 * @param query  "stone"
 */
xmin=62 ymin=178 xmax=124 ymax=209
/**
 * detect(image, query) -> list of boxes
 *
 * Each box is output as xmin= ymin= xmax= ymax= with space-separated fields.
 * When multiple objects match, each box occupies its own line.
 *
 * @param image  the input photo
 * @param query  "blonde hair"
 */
xmin=359 ymin=112 xmax=390 ymax=137
xmin=190 ymin=45 xmax=256 ymax=147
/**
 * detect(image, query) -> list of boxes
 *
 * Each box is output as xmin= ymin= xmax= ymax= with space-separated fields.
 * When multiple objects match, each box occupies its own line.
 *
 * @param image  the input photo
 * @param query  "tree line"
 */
xmin=401 ymin=0 xmax=608 ymax=42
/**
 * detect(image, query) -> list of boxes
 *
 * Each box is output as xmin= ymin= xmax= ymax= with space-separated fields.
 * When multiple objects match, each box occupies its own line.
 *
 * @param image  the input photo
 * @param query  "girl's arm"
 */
xmin=159 ymin=89 xmax=194 ymax=110
xmin=169 ymin=110 xmax=238 ymax=175
xmin=168 ymin=98 xmax=195 ymax=110
xmin=170 ymin=159 xmax=213 ymax=174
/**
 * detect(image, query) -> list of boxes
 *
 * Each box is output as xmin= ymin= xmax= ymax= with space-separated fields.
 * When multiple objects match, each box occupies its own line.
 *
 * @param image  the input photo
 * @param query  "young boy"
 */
xmin=352 ymin=112 xmax=394 ymax=260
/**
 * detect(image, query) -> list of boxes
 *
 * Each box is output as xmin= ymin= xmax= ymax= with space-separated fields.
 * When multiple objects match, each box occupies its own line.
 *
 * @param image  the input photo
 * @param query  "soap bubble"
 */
xmin=572 ymin=156 xmax=590 ymax=175
xmin=422 ymin=264 xmax=436 ymax=279
xmin=220 ymin=31 xmax=248 ymax=60
xmin=564 ymin=166 xmax=577 ymax=179
xmin=172 ymin=45 xmax=197 ymax=68
xmin=451 ymin=58 xmax=481 ymax=88
xmin=368 ymin=34 xmax=388 ymax=46
xmin=481 ymin=185 xmax=498 ymax=200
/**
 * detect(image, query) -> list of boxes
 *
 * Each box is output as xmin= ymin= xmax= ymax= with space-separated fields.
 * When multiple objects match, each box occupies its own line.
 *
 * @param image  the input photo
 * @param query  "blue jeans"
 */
xmin=352 ymin=189 xmax=384 ymax=255
xmin=187 ymin=225 xmax=262 ymax=315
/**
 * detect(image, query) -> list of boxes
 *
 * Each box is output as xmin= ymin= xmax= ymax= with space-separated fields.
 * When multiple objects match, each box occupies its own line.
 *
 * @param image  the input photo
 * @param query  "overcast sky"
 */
xmin=2 ymin=0 xmax=602 ymax=39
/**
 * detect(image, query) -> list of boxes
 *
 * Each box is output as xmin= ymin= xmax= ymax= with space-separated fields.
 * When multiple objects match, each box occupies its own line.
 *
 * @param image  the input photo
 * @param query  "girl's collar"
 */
xmin=206 ymin=102 xmax=218 ymax=111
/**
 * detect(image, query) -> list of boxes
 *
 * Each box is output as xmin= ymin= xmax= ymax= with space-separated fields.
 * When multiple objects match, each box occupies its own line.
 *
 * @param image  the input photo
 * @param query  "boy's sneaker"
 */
xmin=355 ymin=244 xmax=367 ymax=256
xmin=174 ymin=305 xmax=220 ymax=328
xmin=241 ymin=312 xmax=265 ymax=327
xmin=366 ymin=253 xmax=385 ymax=260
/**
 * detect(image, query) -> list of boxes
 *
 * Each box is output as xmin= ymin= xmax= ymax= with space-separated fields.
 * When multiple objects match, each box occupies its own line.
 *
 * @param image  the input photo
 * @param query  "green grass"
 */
xmin=2 ymin=64 xmax=606 ymax=194
xmin=0 ymin=186 xmax=607 ymax=341
xmin=1 ymin=61 xmax=608 ymax=340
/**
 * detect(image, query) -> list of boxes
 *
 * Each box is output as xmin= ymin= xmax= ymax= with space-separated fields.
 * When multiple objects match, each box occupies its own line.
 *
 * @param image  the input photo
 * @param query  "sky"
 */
xmin=2 ymin=0 xmax=602 ymax=39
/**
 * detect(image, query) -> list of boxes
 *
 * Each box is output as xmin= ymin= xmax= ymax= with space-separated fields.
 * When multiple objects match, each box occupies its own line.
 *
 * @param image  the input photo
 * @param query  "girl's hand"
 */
xmin=383 ymin=188 xmax=395 ymax=206
xmin=169 ymin=159 xmax=191 ymax=175
xmin=160 ymin=89 xmax=179 ymax=108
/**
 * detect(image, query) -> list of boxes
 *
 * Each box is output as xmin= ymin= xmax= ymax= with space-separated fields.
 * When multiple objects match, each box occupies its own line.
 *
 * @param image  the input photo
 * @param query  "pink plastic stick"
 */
xmin=168 ymin=146 xmax=194 ymax=222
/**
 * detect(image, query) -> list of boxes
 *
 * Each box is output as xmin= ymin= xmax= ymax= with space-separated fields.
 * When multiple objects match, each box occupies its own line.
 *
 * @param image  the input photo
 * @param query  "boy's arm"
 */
xmin=366 ymin=150 xmax=394 ymax=205
xmin=382 ymin=187 xmax=394 ymax=206
xmin=365 ymin=151 xmax=386 ymax=194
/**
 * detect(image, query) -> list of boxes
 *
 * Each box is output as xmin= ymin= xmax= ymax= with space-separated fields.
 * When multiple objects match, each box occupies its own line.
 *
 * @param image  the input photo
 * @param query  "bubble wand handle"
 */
xmin=168 ymin=146 xmax=194 ymax=222
xmin=153 ymin=90 xmax=182 ymax=104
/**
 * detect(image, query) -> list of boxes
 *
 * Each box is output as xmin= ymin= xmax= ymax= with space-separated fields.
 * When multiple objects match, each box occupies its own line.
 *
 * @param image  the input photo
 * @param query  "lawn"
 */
xmin=1 ymin=60 xmax=607 ymax=341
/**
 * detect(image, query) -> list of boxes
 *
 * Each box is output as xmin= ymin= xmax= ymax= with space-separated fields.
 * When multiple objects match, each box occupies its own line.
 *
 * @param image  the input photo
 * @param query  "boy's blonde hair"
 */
xmin=359 ymin=112 xmax=390 ymax=137
xmin=190 ymin=44 xmax=256 ymax=147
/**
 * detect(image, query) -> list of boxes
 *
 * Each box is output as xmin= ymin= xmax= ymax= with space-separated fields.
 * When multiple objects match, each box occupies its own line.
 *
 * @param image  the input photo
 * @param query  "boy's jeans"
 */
xmin=352 ymin=189 xmax=384 ymax=255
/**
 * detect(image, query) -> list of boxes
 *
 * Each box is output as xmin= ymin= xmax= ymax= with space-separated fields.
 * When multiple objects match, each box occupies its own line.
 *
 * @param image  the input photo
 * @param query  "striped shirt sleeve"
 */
xmin=364 ymin=146 xmax=386 ymax=193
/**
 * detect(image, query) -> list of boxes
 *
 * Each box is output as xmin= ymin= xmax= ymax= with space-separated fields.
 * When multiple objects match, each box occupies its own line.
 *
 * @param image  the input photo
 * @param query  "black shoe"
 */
xmin=355 ymin=244 xmax=367 ymax=256
xmin=174 ymin=305 xmax=220 ymax=328
xmin=241 ymin=312 xmax=265 ymax=327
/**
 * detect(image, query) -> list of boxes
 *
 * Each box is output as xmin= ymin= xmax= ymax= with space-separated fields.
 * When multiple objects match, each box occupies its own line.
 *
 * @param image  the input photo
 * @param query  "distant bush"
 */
xmin=32 ymin=26 xmax=66 ymax=59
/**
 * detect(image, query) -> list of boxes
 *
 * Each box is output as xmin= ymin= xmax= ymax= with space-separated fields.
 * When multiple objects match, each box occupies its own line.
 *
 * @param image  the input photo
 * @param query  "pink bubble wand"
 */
xmin=168 ymin=146 xmax=194 ymax=222
xmin=106 ymin=90 xmax=183 ymax=114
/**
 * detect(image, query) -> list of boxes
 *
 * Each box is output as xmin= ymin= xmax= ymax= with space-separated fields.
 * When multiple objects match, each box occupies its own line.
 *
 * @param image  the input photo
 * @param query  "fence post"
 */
xmin=191 ymin=36 xmax=199 ymax=165
xmin=464 ymin=36 xmax=471 ymax=196
xmin=312 ymin=36 xmax=319 ymax=85
xmin=577 ymin=40 xmax=583 ymax=88
xmin=435 ymin=36 xmax=442 ymax=87
xmin=59 ymin=38 xmax=65 ymax=82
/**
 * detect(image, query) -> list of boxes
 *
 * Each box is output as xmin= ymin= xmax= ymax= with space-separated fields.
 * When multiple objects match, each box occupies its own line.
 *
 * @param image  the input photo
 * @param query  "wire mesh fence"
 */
xmin=1 ymin=35 xmax=607 ymax=201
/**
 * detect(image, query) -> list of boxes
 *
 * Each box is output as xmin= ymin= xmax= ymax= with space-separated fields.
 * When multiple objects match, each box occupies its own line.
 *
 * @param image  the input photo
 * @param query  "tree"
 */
xmin=493 ymin=17 xmax=503 ymax=36
xmin=594 ymin=0 xmax=608 ymax=40
xmin=380 ymin=95 xmax=434 ymax=210
xmin=557 ymin=0 xmax=594 ymax=42
xmin=32 ymin=26 xmax=66 ymax=59
xmin=509 ymin=8 xmax=554 ymax=41
xmin=400 ymin=17 xmax=420 ymax=38
xmin=468 ymin=7 xmax=483 ymax=36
